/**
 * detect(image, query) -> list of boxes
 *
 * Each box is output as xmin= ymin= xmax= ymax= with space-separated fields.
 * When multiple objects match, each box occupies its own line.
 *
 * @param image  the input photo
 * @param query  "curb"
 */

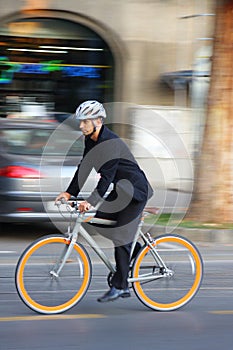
xmin=144 ymin=224 xmax=233 ymax=244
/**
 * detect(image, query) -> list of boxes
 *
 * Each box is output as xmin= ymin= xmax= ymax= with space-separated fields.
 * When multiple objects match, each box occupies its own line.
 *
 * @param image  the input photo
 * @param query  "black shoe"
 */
xmin=97 ymin=287 xmax=131 ymax=302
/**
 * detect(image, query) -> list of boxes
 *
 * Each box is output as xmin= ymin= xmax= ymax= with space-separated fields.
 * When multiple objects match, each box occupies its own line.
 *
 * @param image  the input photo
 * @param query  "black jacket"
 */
xmin=66 ymin=125 xmax=153 ymax=206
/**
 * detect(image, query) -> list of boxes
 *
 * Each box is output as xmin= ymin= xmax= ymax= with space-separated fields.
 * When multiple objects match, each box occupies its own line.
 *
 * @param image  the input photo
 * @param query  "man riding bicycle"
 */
xmin=56 ymin=100 xmax=153 ymax=302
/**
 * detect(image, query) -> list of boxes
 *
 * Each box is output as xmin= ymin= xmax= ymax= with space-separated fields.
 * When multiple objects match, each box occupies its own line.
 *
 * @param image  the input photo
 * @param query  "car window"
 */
xmin=1 ymin=128 xmax=84 ymax=156
xmin=44 ymin=135 xmax=84 ymax=156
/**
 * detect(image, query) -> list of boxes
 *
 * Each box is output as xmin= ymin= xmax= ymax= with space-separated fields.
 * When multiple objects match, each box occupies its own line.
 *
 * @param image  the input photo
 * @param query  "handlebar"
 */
xmin=55 ymin=198 xmax=80 ymax=210
xmin=55 ymin=198 xmax=116 ymax=225
xmin=55 ymin=198 xmax=96 ymax=213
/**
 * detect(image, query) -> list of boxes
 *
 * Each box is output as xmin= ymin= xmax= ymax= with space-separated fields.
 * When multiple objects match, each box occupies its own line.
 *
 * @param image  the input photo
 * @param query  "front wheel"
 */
xmin=131 ymin=234 xmax=203 ymax=311
xmin=15 ymin=235 xmax=92 ymax=314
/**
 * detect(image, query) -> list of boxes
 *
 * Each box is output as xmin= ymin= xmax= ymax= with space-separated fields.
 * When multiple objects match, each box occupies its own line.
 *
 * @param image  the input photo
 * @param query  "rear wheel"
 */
xmin=15 ymin=235 xmax=92 ymax=314
xmin=131 ymin=234 xmax=203 ymax=311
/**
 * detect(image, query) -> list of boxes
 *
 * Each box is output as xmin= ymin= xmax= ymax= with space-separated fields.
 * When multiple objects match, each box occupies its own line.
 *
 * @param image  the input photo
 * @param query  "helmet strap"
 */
xmin=86 ymin=120 xmax=97 ymax=139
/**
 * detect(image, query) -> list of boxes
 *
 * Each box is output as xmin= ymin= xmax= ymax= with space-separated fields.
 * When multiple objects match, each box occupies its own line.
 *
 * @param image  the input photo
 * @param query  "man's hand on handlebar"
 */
xmin=78 ymin=200 xmax=91 ymax=213
xmin=55 ymin=193 xmax=91 ymax=213
xmin=55 ymin=192 xmax=71 ymax=204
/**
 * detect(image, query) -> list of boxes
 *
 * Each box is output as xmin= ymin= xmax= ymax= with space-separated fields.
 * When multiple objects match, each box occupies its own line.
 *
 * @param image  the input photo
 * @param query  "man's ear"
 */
xmin=96 ymin=117 xmax=103 ymax=126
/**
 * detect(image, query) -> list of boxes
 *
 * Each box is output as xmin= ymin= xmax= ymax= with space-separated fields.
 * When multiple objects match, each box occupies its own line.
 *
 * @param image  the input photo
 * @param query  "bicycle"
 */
xmin=15 ymin=199 xmax=203 ymax=314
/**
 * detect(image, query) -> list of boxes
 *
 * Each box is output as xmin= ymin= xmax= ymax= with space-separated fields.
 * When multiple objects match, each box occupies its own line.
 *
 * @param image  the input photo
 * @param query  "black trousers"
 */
xmin=89 ymin=191 xmax=147 ymax=289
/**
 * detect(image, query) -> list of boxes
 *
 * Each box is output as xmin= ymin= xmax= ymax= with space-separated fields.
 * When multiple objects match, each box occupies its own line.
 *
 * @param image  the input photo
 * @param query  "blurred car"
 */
xmin=0 ymin=118 xmax=99 ymax=223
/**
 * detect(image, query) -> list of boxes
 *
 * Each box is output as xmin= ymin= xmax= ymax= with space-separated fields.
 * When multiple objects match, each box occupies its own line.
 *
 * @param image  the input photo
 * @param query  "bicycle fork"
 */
xmin=49 ymin=236 xmax=77 ymax=278
xmin=49 ymin=219 xmax=82 ymax=278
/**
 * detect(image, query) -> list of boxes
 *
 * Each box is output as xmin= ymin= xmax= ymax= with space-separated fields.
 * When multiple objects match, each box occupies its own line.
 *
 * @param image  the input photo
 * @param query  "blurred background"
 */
xmin=0 ymin=0 xmax=214 ymax=112
xmin=2 ymin=4 xmax=233 ymax=349
xmin=0 ymin=0 xmax=216 ymax=224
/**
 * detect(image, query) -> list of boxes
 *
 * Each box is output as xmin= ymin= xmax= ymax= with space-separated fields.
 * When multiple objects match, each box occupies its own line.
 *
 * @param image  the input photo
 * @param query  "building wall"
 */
xmin=0 ymin=1 xmax=217 ymax=201
xmin=0 ymin=0 xmax=216 ymax=106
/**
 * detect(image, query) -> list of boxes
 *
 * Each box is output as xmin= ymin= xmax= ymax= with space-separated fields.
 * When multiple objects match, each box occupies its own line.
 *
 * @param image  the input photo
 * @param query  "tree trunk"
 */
xmin=187 ymin=0 xmax=233 ymax=223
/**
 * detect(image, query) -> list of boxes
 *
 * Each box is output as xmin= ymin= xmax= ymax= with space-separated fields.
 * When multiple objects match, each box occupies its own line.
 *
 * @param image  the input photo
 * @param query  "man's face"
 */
xmin=79 ymin=119 xmax=95 ymax=136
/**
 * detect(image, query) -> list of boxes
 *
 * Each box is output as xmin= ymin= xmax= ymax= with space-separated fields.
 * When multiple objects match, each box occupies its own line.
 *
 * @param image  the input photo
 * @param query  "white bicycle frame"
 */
xmin=52 ymin=202 xmax=170 ymax=283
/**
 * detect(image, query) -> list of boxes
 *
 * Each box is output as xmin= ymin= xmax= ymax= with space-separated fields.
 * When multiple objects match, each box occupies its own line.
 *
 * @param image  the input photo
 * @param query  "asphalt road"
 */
xmin=1 ymin=225 xmax=233 ymax=350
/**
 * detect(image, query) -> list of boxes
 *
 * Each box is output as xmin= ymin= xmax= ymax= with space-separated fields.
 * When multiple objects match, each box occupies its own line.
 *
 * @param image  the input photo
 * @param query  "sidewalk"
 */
xmin=80 ymin=223 xmax=233 ymax=251
xmin=144 ymin=224 xmax=233 ymax=245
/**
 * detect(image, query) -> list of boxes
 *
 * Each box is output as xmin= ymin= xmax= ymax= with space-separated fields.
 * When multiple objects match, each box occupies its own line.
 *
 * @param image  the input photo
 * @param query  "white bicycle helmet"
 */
xmin=74 ymin=100 xmax=106 ymax=120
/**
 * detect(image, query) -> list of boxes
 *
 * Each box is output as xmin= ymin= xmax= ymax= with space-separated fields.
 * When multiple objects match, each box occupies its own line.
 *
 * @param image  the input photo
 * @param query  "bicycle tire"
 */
xmin=131 ymin=234 xmax=203 ymax=311
xmin=15 ymin=234 xmax=92 ymax=314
